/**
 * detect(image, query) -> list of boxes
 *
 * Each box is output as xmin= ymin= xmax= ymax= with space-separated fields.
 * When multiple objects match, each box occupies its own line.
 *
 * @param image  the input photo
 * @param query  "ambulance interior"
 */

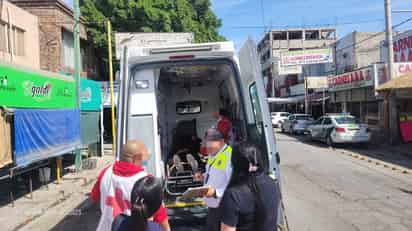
xmin=128 ymin=61 xmax=247 ymax=196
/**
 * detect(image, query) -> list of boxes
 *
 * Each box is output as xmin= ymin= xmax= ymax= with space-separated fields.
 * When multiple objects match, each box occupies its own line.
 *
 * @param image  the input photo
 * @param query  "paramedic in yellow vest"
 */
xmin=196 ymin=128 xmax=233 ymax=231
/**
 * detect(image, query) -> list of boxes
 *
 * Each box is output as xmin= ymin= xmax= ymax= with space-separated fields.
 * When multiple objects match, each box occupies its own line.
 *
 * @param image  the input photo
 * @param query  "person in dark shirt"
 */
xmin=112 ymin=176 xmax=165 ymax=231
xmin=220 ymin=142 xmax=281 ymax=231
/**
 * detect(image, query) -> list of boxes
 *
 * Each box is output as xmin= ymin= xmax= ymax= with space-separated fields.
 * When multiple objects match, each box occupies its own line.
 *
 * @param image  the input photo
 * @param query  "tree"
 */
xmin=81 ymin=0 xmax=225 ymax=63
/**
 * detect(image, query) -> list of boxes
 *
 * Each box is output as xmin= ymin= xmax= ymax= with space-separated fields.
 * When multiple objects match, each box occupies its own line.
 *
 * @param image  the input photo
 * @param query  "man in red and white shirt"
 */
xmin=91 ymin=140 xmax=170 ymax=231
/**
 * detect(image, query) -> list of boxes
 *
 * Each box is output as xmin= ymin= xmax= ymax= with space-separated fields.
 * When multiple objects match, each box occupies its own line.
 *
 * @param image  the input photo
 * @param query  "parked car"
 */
xmin=281 ymin=114 xmax=314 ymax=134
xmin=271 ymin=112 xmax=290 ymax=128
xmin=307 ymin=114 xmax=371 ymax=146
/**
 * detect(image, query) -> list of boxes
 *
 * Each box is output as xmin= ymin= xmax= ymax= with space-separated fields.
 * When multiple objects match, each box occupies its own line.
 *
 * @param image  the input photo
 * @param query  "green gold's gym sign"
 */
xmin=0 ymin=63 xmax=76 ymax=109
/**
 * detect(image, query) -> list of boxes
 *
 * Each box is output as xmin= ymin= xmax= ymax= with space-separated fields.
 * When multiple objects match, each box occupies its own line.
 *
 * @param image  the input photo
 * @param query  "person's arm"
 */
xmin=159 ymin=219 xmax=170 ymax=231
xmin=153 ymin=204 xmax=170 ymax=231
xmin=90 ymin=166 xmax=110 ymax=203
xmin=221 ymin=223 xmax=236 ymax=231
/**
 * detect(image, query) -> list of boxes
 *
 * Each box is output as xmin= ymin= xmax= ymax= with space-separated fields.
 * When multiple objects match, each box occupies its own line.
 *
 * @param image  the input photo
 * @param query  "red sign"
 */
xmin=393 ymin=31 xmax=412 ymax=62
xmin=396 ymin=62 xmax=412 ymax=76
xmin=328 ymin=67 xmax=373 ymax=91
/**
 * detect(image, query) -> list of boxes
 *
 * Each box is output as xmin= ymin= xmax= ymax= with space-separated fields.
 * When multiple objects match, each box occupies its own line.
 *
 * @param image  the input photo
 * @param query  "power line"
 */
xmin=335 ymin=16 xmax=412 ymax=53
xmin=260 ymin=0 xmax=266 ymax=32
xmin=225 ymin=18 xmax=384 ymax=30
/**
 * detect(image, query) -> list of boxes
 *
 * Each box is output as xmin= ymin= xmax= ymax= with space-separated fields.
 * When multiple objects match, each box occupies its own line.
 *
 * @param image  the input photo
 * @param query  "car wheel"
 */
xmin=326 ymin=135 xmax=335 ymax=147
xmin=359 ymin=143 xmax=369 ymax=149
xmin=307 ymin=132 xmax=313 ymax=142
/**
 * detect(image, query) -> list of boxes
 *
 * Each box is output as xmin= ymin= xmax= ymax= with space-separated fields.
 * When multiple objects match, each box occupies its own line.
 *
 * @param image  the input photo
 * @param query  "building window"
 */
xmin=13 ymin=27 xmax=25 ymax=56
xmin=272 ymin=32 xmax=287 ymax=40
xmin=0 ymin=23 xmax=25 ymax=56
xmin=305 ymin=30 xmax=319 ymax=40
xmin=321 ymin=30 xmax=336 ymax=40
xmin=62 ymin=29 xmax=75 ymax=69
xmin=0 ymin=23 xmax=7 ymax=52
xmin=289 ymin=31 xmax=302 ymax=40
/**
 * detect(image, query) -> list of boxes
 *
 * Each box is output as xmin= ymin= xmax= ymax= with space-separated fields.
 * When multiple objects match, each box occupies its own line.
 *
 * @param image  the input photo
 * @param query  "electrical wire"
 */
xmin=225 ymin=18 xmax=384 ymax=30
xmin=334 ymin=16 xmax=412 ymax=53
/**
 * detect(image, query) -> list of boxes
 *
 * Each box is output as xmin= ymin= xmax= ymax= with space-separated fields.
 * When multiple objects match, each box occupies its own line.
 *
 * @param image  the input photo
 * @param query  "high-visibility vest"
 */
xmin=204 ymin=145 xmax=233 ymax=208
xmin=207 ymin=145 xmax=232 ymax=170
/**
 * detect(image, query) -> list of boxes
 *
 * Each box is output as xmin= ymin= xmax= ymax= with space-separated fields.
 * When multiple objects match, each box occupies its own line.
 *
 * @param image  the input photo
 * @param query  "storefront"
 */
xmin=0 ymin=62 xmax=79 ymax=169
xmin=328 ymin=66 xmax=381 ymax=127
xmin=377 ymin=73 xmax=412 ymax=143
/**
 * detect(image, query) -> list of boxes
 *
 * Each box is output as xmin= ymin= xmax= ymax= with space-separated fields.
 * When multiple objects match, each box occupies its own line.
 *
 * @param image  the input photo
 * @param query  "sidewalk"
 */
xmin=336 ymin=142 xmax=412 ymax=171
xmin=0 ymin=151 xmax=114 ymax=231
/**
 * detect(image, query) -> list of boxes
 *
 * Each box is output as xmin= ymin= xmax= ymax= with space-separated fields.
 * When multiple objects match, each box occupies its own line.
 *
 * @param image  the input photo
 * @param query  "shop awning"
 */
xmin=377 ymin=72 xmax=412 ymax=91
xmin=267 ymin=95 xmax=305 ymax=104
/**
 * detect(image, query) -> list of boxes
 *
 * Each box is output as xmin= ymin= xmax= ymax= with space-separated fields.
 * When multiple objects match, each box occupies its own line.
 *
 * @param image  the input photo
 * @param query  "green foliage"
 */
xmin=80 ymin=0 xmax=225 ymax=54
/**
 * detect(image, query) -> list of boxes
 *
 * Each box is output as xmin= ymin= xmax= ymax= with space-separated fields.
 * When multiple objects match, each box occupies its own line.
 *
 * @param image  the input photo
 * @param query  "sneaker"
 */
xmin=186 ymin=154 xmax=198 ymax=172
xmin=173 ymin=155 xmax=184 ymax=174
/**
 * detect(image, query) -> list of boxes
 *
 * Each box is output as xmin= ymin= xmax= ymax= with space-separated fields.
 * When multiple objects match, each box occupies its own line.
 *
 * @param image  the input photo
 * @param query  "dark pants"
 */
xmin=207 ymin=207 xmax=221 ymax=231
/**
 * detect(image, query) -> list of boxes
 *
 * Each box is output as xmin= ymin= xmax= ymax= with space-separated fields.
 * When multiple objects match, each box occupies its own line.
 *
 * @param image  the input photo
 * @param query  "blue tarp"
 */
xmin=14 ymin=109 xmax=81 ymax=167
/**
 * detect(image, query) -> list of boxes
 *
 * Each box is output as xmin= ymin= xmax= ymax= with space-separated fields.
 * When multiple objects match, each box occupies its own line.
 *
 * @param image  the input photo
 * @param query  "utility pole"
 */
xmin=384 ymin=0 xmax=399 ymax=144
xmin=304 ymin=76 xmax=308 ymax=114
xmin=74 ymin=0 xmax=82 ymax=170
xmin=106 ymin=20 xmax=116 ymax=157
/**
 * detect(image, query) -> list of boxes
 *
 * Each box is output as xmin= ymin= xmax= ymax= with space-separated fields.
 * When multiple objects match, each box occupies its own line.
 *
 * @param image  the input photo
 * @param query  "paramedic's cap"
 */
xmin=123 ymin=140 xmax=148 ymax=160
xmin=204 ymin=128 xmax=224 ymax=141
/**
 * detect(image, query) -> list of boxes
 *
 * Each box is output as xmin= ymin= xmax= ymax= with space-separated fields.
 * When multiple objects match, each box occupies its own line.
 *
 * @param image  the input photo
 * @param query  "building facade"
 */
xmin=258 ymin=28 xmax=336 ymax=96
xmin=330 ymin=32 xmax=386 ymax=127
xmin=10 ymin=0 xmax=98 ymax=79
xmin=335 ymin=31 xmax=386 ymax=74
xmin=0 ymin=0 xmax=40 ymax=69
xmin=257 ymin=27 xmax=336 ymax=114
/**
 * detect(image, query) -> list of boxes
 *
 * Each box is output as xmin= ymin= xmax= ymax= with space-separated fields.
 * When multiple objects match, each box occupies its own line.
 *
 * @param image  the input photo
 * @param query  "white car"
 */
xmin=271 ymin=112 xmax=290 ymax=128
xmin=281 ymin=114 xmax=314 ymax=134
xmin=307 ymin=114 xmax=371 ymax=146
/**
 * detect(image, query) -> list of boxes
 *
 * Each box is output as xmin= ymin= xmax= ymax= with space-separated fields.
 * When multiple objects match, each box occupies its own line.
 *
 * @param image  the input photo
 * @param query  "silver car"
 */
xmin=281 ymin=114 xmax=314 ymax=135
xmin=307 ymin=114 xmax=371 ymax=146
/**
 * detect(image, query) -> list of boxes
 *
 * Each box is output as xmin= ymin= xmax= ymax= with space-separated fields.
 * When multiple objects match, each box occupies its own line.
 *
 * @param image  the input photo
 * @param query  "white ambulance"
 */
xmin=116 ymin=39 xmax=284 ymax=227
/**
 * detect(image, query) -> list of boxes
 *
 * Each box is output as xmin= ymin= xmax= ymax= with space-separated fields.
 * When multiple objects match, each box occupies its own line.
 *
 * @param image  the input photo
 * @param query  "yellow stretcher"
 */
xmin=165 ymin=198 xmax=205 ymax=209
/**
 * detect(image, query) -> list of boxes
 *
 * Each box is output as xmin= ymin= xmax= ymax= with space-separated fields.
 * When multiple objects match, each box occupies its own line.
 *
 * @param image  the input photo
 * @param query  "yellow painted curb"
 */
xmin=340 ymin=150 xmax=411 ymax=175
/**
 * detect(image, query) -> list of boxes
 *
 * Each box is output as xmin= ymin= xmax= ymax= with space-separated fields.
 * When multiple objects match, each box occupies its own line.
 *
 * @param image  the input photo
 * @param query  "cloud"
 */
xmin=211 ymin=0 xmax=248 ymax=10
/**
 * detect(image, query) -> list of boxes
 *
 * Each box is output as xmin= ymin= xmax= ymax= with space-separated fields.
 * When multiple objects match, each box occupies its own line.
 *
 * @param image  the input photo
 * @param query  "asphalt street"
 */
xmin=277 ymin=131 xmax=412 ymax=231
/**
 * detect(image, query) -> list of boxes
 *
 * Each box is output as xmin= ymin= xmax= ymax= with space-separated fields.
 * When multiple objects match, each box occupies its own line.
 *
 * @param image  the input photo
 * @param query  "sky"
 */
xmin=64 ymin=0 xmax=411 ymax=49
xmin=210 ymin=0 xmax=412 ymax=49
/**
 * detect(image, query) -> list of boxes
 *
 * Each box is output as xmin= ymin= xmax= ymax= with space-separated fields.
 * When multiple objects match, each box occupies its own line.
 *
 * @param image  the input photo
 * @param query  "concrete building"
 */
xmin=335 ymin=31 xmax=386 ymax=74
xmin=329 ymin=31 xmax=386 ymax=123
xmin=257 ymin=27 xmax=336 ymax=99
xmin=10 ymin=0 xmax=98 ymax=79
xmin=0 ymin=0 xmax=40 ymax=69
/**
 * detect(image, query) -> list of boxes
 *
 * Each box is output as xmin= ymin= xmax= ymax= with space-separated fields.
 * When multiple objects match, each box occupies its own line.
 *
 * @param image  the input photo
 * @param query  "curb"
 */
xmin=337 ymin=149 xmax=410 ymax=175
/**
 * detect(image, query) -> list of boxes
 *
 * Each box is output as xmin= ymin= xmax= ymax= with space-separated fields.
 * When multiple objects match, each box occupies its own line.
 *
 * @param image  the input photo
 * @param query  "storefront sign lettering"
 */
xmin=0 ymin=64 xmax=76 ymax=109
xmin=393 ymin=31 xmax=412 ymax=62
xmin=328 ymin=67 xmax=373 ymax=91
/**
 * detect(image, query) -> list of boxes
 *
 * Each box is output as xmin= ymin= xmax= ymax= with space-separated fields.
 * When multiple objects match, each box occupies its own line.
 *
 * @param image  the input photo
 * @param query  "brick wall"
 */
xmin=10 ymin=0 xmax=96 ymax=78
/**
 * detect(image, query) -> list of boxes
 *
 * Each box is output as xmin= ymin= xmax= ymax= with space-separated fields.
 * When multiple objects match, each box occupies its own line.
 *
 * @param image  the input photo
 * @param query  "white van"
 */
xmin=116 ymin=39 xmax=283 ymax=224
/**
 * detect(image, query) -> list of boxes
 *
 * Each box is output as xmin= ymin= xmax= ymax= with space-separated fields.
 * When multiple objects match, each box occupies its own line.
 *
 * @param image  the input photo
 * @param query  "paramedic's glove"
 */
xmin=193 ymin=172 xmax=204 ymax=182
xmin=205 ymin=186 xmax=217 ymax=198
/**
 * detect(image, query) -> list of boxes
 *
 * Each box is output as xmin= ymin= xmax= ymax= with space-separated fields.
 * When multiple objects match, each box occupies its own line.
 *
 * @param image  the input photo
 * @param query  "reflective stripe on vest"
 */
xmin=207 ymin=146 xmax=232 ymax=170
